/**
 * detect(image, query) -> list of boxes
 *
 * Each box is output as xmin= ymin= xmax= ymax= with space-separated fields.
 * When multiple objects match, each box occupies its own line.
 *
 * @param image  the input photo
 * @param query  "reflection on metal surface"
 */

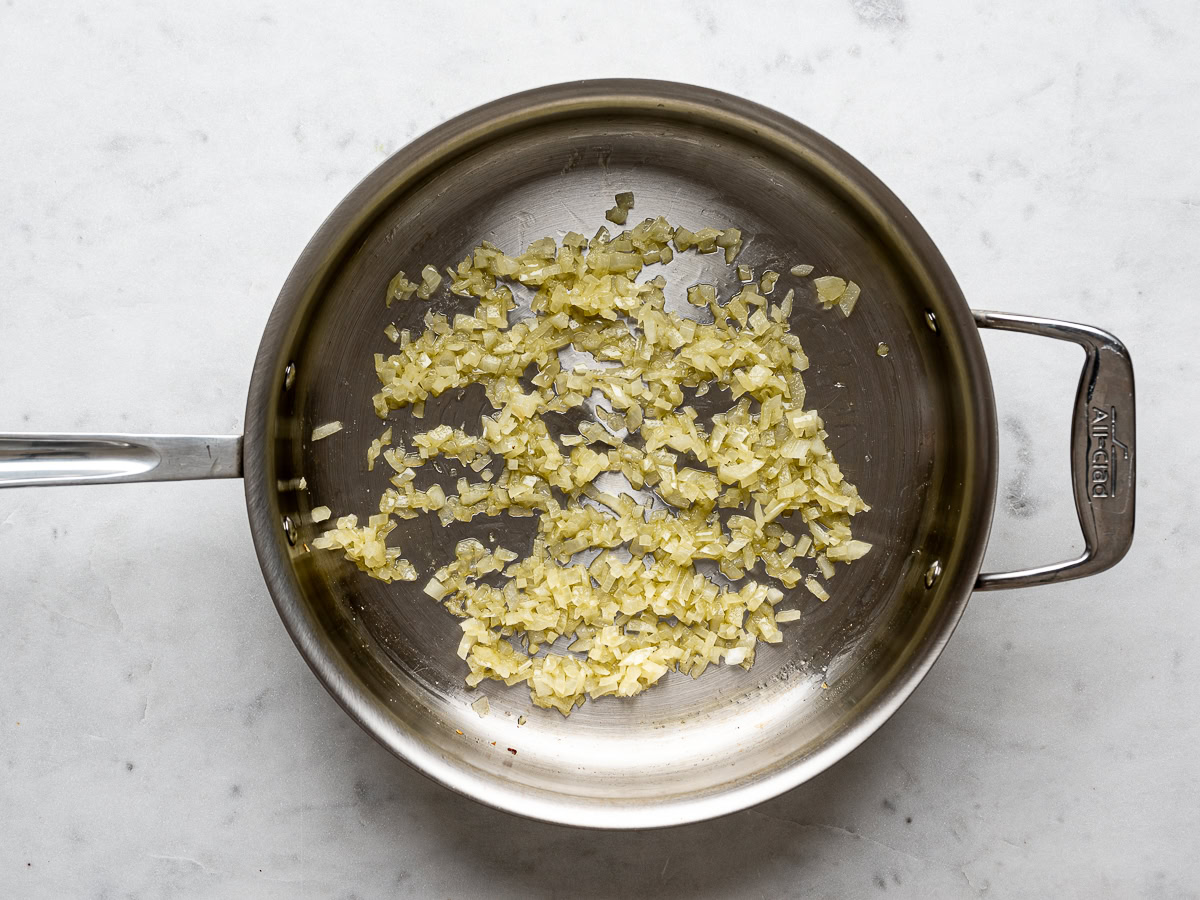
xmin=973 ymin=311 xmax=1135 ymax=590
xmin=0 ymin=434 xmax=243 ymax=488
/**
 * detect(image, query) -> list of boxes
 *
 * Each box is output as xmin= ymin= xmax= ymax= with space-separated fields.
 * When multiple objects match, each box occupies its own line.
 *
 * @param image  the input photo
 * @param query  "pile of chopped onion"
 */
xmin=312 ymin=194 xmax=872 ymax=714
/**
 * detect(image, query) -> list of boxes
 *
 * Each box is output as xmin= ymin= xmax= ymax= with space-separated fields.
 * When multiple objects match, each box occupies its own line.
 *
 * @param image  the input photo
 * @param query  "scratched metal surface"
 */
xmin=243 ymin=82 xmax=994 ymax=827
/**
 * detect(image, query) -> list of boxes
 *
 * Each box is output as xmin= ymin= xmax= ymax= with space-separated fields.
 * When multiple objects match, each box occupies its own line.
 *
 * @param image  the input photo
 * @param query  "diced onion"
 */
xmin=311 ymin=506 xmax=331 ymax=523
xmin=312 ymin=196 xmax=872 ymax=715
xmin=606 ymin=191 xmax=635 ymax=225
xmin=416 ymin=265 xmax=442 ymax=300
xmin=311 ymin=421 xmax=343 ymax=441
xmin=838 ymin=281 xmax=861 ymax=317
xmin=386 ymin=270 xmax=418 ymax=306
xmin=813 ymin=276 xmax=846 ymax=309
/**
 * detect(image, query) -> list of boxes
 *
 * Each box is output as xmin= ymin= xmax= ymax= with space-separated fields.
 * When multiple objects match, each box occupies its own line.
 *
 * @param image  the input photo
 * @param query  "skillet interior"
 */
xmin=244 ymin=81 xmax=995 ymax=827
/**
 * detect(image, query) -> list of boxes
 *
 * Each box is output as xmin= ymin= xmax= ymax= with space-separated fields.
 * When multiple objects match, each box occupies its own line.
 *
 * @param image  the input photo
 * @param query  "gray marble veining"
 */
xmin=1 ymin=1 xmax=1196 ymax=897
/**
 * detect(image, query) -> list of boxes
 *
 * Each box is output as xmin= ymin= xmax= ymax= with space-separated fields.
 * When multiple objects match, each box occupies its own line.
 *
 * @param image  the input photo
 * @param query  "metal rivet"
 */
xmin=924 ymin=310 xmax=939 ymax=333
xmin=282 ymin=515 xmax=298 ymax=546
xmin=924 ymin=559 xmax=942 ymax=588
xmin=283 ymin=362 xmax=296 ymax=390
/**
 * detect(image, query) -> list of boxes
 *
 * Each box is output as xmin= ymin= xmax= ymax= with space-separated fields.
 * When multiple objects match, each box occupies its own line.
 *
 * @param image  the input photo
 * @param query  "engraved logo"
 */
xmin=1088 ymin=406 xmax=1129 ymax=499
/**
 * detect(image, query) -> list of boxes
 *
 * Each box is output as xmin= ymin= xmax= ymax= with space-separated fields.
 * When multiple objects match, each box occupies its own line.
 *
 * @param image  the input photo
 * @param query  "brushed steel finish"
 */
xmin=973 ymin=311 xmax=1136 ymax=589
xmin=243 ymin=79 xmax=1001 ymax=828
xmin=0 ymin=434 xmax=243 ymax=487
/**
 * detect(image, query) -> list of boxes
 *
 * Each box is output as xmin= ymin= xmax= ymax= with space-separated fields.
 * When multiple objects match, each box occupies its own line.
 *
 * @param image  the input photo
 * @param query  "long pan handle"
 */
xmin=0 ymin=434 xmax=243 ymax=488
xmin=973 ymin=311 xmax=1135 ymax=590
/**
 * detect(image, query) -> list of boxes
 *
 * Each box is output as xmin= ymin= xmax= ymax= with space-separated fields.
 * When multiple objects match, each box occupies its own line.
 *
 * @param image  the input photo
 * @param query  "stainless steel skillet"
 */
xmin=0 ymin=80 xmax=1135 ymax=828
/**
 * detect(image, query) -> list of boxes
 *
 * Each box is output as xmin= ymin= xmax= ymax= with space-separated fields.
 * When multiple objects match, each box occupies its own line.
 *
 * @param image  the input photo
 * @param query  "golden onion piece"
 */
xmin=311 ymin=421 xmax=343 ymax=441
xmin=813 ymin=275 xmax=847 ymax=309
xmin=838 ymin=281 xmax=862 ymax=318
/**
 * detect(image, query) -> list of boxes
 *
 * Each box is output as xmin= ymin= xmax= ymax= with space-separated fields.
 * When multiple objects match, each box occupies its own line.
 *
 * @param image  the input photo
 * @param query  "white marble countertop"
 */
xmin=2 ymin=2 xmax=1196 ymax=897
